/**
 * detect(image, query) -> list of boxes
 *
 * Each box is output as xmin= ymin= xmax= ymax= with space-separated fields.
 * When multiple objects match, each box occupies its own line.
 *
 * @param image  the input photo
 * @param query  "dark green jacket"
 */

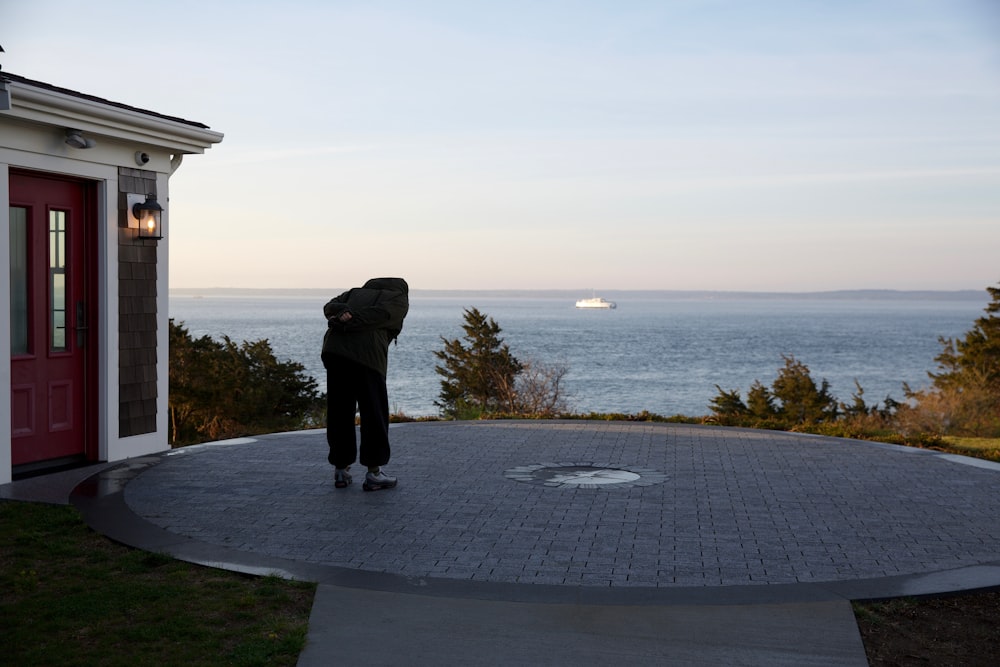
xmin=321 ymin=277 xmax=409 ymax=376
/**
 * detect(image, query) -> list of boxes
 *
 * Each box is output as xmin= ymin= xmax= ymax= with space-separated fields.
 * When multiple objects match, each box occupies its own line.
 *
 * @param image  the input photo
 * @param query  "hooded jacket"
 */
xmin=321 ymin=277 xmax=409 ymax=376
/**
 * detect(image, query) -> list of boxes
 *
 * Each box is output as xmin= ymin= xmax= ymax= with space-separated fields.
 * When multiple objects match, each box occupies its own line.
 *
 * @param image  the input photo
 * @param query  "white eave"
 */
xmin=3 ymin=77 xmax=223 ymax=155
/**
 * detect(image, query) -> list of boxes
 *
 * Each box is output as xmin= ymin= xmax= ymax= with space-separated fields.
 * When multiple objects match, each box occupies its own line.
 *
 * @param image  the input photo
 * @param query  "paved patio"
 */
xmin=111 ymin=421 xmax=1000 ymax=596
xmin=14 ymin=421 xmax=1000 ymax=665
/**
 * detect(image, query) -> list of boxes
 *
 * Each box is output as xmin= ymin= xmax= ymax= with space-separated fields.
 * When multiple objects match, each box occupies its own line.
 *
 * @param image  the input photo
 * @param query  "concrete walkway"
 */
xmin=5 ymin=421 xmax=1000 ymax=665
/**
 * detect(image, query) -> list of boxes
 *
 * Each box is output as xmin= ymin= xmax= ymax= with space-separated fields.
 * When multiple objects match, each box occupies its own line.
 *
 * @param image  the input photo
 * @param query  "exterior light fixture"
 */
xmin=132 ymin=193 xmax=163 ymax=240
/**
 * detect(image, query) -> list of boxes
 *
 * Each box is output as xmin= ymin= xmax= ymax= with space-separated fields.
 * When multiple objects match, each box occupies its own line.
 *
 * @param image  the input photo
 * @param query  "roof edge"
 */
xmin=1 ymin=72 xmax=223 ymax=153
xmin=2 ymin=72 xmax=210 ymax=128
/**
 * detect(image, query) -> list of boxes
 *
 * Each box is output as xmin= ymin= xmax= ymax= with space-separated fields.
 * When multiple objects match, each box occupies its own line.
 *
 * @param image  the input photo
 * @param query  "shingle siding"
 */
xmin=118 ymin=167 xmax=159 ymax=437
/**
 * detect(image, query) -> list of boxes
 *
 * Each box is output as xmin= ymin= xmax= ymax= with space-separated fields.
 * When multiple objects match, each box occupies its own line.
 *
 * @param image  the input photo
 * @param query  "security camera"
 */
xmin=65 ymin=129 xmax=96 ymax=149
xmin=135 ymin=151 xmax=150 ymax=166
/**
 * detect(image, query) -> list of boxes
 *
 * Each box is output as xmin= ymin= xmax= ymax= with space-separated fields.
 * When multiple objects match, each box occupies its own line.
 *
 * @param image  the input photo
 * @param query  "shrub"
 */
xmin=169 ymin=320 xmax=323 ymax=445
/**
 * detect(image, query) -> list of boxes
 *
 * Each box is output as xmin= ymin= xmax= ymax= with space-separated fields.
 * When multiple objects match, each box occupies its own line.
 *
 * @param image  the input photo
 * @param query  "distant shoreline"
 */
xmin=169 ymin=287 xmax=987 ymax=301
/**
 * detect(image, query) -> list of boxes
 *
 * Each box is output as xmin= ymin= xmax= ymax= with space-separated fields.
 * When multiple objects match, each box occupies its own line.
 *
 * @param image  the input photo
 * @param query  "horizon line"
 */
xmin=168 ymin=286 xmax=988 ymax=298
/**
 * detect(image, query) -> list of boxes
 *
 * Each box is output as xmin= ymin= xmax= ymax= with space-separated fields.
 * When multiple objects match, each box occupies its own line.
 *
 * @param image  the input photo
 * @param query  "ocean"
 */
xmin=168 ymin=290 xmax=987 ymax=418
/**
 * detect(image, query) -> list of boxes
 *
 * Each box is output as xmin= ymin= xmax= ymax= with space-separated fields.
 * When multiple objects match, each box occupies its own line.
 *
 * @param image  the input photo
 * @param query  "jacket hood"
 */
xmin=362 ymin=277 xmax=408 ymax=294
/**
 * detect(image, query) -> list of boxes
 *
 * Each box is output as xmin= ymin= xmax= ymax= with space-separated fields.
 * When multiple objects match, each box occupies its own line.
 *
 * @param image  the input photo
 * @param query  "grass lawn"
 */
xmin=0 ymin=500 xmax=315 ymax=667
xmin=940 ymin=436 xmax=1000 ymax=462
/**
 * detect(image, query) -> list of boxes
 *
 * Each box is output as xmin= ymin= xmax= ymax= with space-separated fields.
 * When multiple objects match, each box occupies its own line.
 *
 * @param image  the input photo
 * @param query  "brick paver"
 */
xmin=123 ymin=421 xmax=1000 ymax=589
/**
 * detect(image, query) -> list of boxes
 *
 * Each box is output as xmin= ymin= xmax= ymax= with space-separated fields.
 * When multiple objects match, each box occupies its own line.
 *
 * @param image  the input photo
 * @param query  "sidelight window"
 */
xmin=10 ymin=206 xmax=28 ymax=355
xmin=49 ymin=210 xmax=67 ymax=351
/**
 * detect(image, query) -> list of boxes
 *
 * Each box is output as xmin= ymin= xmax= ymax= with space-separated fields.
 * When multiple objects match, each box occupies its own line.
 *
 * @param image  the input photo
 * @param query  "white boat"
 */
xmin=575 ymin=296 xmax=616 ymax=309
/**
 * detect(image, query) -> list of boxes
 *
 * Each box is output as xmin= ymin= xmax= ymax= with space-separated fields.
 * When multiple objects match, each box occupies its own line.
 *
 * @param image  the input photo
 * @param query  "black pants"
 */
xmin=324 ymin=354 xmax=390 ymax=469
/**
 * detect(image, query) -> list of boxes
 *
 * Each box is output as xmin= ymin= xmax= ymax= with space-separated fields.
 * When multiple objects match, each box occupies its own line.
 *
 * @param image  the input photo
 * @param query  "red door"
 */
xmin=9 ymin=171 xmax=97 ymax=469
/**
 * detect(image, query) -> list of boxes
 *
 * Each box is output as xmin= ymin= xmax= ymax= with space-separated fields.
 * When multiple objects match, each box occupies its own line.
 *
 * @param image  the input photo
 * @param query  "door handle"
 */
xmin=76 ymin=301 xmax=88 ymax=347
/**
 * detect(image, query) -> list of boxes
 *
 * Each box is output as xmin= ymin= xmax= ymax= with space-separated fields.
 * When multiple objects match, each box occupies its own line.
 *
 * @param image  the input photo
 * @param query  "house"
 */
xmin=1 ymin=71 xmax=223 ymax=483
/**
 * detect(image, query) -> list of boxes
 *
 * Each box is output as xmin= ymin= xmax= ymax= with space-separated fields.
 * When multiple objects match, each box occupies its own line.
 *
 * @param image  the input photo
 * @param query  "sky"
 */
xmin=4 ymin=0 xmax=1000 ymax=291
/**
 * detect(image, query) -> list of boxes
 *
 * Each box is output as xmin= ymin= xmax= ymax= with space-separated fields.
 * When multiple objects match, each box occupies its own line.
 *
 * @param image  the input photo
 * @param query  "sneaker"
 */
xmin=363 ymin=469 xmax=398 ymax=492
xmin=334 ymin=468 xmax=352 ymax=489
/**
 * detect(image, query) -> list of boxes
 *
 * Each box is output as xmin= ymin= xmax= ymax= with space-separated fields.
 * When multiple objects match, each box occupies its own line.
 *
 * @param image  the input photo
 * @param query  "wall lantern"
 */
xmin=129 ymin=193 xmax=164 ymax=240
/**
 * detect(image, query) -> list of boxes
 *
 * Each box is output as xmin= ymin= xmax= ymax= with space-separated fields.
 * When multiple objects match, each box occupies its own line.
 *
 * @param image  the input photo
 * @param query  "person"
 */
xmin=321 ymin=277 xmax=409 ymax=491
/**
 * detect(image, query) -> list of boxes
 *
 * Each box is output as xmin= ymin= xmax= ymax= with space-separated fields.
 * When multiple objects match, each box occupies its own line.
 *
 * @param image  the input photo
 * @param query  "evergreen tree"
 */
xmin=709 ymin=386 xmax=747 ymax=418
xmin=771 ymin=355 xmax=839 ymax=424
xmin=902 ymin=283 xmax=1000 ymax=436
xmin=746 ymin=380 xmax=777 ymax=419
xmin=709 ymin=356 xmax=840 ymax=426
xmin=929 ymin=283 xmax=1000 ymax=396
xmin=841 ymin=380 xmax=873 ymax=418
xmin=434 ymin=308 xmax=523 ymax=418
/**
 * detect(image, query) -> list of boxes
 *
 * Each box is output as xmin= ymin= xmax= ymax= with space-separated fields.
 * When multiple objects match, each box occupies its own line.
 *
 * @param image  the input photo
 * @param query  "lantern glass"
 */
xmin=133 ymin=194 xmax=163 ymax=240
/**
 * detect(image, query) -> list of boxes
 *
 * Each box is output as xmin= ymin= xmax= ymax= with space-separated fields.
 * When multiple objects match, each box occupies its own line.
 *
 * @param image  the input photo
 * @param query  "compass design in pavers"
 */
xmin=504 ymin=463 xmax=667 ymax=489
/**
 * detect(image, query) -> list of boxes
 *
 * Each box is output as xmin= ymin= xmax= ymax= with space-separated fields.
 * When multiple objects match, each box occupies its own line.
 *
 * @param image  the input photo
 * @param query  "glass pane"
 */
xmin=49 ymin=210 xmax=67 ymax=351
xmin=9 ymin=206 xmax=29 ymax=355
xmin=49 ymin=210 xmax=65 ymax=269
xmin=52 ymin=302 xmax=66 ymax=350
xmin=51 ymin=273 xmax=66 ymax=350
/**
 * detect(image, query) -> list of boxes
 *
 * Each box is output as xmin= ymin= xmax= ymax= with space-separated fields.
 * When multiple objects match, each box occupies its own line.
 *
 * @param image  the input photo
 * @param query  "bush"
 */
xmin=514 ymin=358 xmax=570 ymax=417
xmin=169 ymin=320 xmax=324 ymax=445
xmin=710 ymin=355 xmax=899 ymax=431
